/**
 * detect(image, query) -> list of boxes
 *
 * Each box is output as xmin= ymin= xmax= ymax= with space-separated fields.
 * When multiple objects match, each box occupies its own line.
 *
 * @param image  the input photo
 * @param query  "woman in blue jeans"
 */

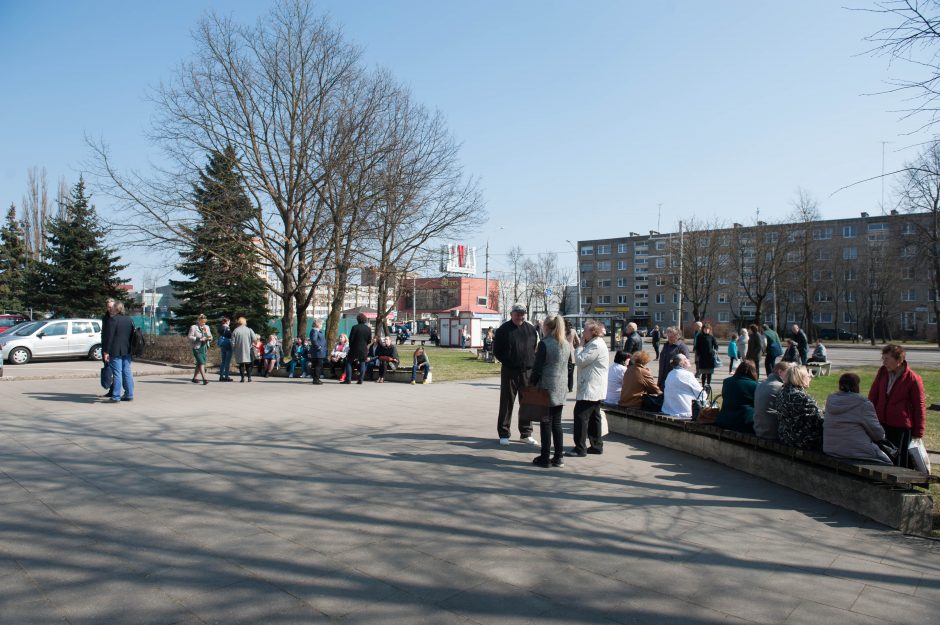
xmin=411 ymin=347 xmax=431 ymax=384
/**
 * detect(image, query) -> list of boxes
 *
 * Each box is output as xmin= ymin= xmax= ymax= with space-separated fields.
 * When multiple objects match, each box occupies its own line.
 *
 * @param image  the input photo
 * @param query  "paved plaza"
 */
xmin=1 ymin=372 xmax=938 ymax=624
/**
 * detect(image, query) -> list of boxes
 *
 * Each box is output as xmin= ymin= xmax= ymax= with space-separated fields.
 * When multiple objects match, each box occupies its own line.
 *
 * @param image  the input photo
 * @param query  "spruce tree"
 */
xmin=28 ymin=178 xmax=128 ymax=317
xmin=170 ymin=147 xmax=269 ymax=334
xmin=0 ymin=204 xmax=29 ymax=311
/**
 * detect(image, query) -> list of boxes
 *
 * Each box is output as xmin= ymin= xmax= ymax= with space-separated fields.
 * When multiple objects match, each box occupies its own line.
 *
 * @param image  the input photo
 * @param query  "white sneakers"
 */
xmin=521 ymin=436 xmax=539 ymax=445
xmin=498 ymin=437 xmax=510 ymax=446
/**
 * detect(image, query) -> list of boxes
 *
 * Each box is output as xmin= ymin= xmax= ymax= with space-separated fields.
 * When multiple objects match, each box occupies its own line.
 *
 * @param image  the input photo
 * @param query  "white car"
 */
xmin=0 ymin=318 xmax=103 ymax=365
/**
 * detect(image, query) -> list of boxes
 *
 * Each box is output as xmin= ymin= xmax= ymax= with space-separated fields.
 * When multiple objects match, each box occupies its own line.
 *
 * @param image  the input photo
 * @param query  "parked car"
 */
xmin=0 ymin=318 xmax=103 ymax=365
xmin=0 ymin=314 xmax=29 ymax=334
xmin=817 ymin=328 xmax=863 ymax=341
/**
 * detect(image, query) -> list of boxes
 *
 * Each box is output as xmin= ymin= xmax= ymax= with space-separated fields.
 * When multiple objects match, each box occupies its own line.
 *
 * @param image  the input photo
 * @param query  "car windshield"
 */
xmin=11 ymin=321 xmax=46 ymax=336
xmin=0 ymin=318 xmax=23 ymax=328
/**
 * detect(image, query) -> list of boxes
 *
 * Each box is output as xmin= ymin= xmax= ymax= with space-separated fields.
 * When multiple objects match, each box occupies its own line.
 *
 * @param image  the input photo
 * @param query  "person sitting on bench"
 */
xmin=807 ymin=339 xmax=827 ymax=363
xmin=823 ymin=373 xmax=892 ymax=465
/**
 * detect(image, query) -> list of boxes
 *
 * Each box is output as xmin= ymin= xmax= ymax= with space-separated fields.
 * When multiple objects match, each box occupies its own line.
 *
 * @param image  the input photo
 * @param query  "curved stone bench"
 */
xmin=601 ymin=403 xmax=936 ymax=536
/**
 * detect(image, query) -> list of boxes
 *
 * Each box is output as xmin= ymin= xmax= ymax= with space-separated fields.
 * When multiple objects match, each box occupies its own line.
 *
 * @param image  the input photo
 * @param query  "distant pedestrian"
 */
xmin=347 ymin=313 xmax=373 ymax=384
xmin=657 ymin=326 xmax=690 ymax=389
xmin=791 ymin=324 xmax=809 ymax=365
xmin=564 ymin=319 xmax=580 ymax=392
xmin=100 ymin=297 xmax=116 ymax=398
xmin=693 ymin=322 xmax=718 ymax=388
xmin=622 ymin=322 xmax=642 ymax=355
xmin=308 ymin=319 xmax=327 ymax=385
xmin=727 ymin=332 xmax=739 ymax=374
xmin=762 ymin=323 xmax=783 ymax=376
xmin=231 ymin=317 xmax=256 ymax=383
xmin=650 ymin=325 xmax=661 ymax=360
xmin=103 ymin=301 xmax=135 ymax=403
xmin=217 ymin=316 xmax=234 ymax=382
xmin=746 ymin=323 xmax=763 ymax=380
xmin=188 ymin=314 xmax=212 ymax=385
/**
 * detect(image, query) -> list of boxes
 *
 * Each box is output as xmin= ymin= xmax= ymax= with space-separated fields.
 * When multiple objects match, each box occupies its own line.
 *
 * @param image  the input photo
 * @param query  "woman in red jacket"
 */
xmin=868 ymin=344 xmax=926 ymax=467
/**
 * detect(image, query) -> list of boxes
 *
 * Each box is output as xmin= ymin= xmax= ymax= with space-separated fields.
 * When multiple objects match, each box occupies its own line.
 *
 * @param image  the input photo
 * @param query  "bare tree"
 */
xmin=787 ymin=188 xmax=822 ymax=337
xmin=21 ymin=166 xmax=50 ymax=260
xmin=864 ymin=0 xmax=940 ymax=131
xmin=506 ymin=245 xmax=524 ymax=305
xmin=667 ymin=218 xmax=728 ymax=322
xmin=732 ymin=219 xmax=786 ymax=325
xmin=896 ymin=141 xmax=940 ymax=344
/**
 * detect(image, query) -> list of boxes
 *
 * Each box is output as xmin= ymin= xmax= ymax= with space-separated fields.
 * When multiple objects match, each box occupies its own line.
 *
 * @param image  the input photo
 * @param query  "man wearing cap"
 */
xmin=493 ymin=303 xmax=540 ymax=446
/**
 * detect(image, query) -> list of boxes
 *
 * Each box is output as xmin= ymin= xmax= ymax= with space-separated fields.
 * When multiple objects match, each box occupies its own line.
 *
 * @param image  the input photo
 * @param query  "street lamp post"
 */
xmin=566 ymin=239 xmax=581 ymax=316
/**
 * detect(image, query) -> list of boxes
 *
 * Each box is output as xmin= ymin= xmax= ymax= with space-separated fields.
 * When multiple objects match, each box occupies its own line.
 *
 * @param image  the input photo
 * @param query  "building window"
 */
xmin=580 ymin=263 xmax=592 ymax=273
xmin=635 ymin=257 xmax=647 ymax=265
xmin=580 ymin=246 xmax=593 ymax=256
xmin=654 ymin=311 xmax=664 ymax=322
xmin=617 ymin=295 xmax=628 ymax=304
xmin=843 ymin=311 xmax=856 ymax=324
xmin=845 ymin=290 xmax=856 ymax=303
xmin=580 ymin=279 xmax=590 ymax=288
xmin=814 ymin=291 xmax=833 ymax=303
xmin=655 ymin=293 xmax=665 ymax=304
xmin=785 ymin=250 xmax=801 ymax=263
xmin=901 ymin=245 xmax=916 ymax=258
xmin=902 ymin=223 xmax=916 ymax=235
xmin=581 ymin=296 xmax=592 ymax=305
xmin=655 ymin=258 xmax=666 ymax=269
xmin=844 ymin=268 xmax=857 ymax=281
xmin=718 ymin=311 xmax=730 ymax=323
xmin=597 ymin=279 xmax=611 ymax=288
xmin=868 ymin=222 xmax=887 ymax=241
xmin=843 ymin=225 xmax=857 ymax=238
xmin=656 ymin=240 xmax=666 ymax=250
xmin=634 ymin=247 xmax=648 ymax=256
xmin=902 ymin=267 xmax=915 ymax=280
xmin=598 ymin=295 xmax=611 ymax=304
xmin=596 ymin=244 xmax=611 ymax=255
xmin=813 ymin=311 xmax=833 ymax=323
xmin=868 ymin=222 xmax=887 ymax=232
xmin=617 ymin=278 xmax=628 ymax=287
xmin=812 ymin=270 xmax=832 ymax=281
xmin=901 ymin=289 xmax=917 ymax=302
xmin=597 ymin=261 xmax=611 ymax=271
xmin=787 ymin=230 xmax=804 ymax=243
xmin=717 ymin=293 xmax=729 ymax=303
xmin=787 ymin=312 xmax=797 ymax=323
xmin=843 ymin=247 xmax=858 ymax=260
xmin=812 ymin=228 xmax=833 ymax=240
xmin=718 ymin=276 xmax=729 ymax=285
xmin=634 ymin=267 xmax=648 ymax=275
xmin=617 ymin=243 xmax=627 ymax=253
xmin=673 ymin=293 xmax=679 ymax=304
xmin=816 ymin=249 xmax=832 ymax=261
xmin=617 ymin=260 xmax=628 ymax=270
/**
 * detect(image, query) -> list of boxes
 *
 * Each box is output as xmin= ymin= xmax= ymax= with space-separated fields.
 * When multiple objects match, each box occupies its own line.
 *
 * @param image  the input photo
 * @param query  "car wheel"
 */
xmin=9 ymin=347 xmax=30 ymax=365
xmin=89 ymin=344 xmax=102 ymax=361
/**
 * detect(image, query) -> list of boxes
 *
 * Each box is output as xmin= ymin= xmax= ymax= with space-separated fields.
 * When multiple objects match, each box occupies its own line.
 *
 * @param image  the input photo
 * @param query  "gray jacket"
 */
xmin=823 ymin=391 xmax=891 ymax=464
xmin=753 ymin=373 xmax=784 ymax=439
xmin=231 ymin=324 xmax=257 ymax=364
xmin=532 ymin=337 xmax=571 ymax=407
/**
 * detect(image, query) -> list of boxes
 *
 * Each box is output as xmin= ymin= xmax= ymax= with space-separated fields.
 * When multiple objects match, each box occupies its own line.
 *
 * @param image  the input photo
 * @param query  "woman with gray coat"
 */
xmin=231 ymin=317 xmax=257 ymax=383
xmin=530 ymin=315 xmax=572 ymax=468
xmin=824 ymin=373 xmax=892 ymax=465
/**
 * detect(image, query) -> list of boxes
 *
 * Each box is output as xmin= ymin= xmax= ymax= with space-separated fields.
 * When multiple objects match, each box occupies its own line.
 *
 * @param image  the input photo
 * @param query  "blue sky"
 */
xmin=0 ymin=1 xmax=932 ymax=287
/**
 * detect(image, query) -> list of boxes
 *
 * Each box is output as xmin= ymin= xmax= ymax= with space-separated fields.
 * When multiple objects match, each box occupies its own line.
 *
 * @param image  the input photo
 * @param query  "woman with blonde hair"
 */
xmin=529 ymin=314 xmax=572 ymax=467
xmin=770 ymin=365 xmax=823 ymax=450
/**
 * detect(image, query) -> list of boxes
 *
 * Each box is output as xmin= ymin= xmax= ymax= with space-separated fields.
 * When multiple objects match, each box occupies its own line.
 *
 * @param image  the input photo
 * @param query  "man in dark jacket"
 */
xmin=622 ymin=322 xmax=643 ymax=355
xmin=493 ymin=303 xmax=539 ymax=446
xmin=308 ymin=319 xmax=327 ymax=384
xmin=103 ymin=301 xmax=135 ymax=402
xmin=791 ymin=324 xmax=809 ymax=365
xmin=346 ymin=313 xmax=373 ymax=384
xmin=650 ymin=325 xmax=661 ymax=360
xmin=100 ymin=298 xmax=115 ymax=397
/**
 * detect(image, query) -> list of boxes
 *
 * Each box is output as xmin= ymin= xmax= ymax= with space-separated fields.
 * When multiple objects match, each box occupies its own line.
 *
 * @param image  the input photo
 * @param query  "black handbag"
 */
xmin=100 ymin=364 xmax=113 ymax=390
xmin=875 ymin=439 xmax=899 ymax=462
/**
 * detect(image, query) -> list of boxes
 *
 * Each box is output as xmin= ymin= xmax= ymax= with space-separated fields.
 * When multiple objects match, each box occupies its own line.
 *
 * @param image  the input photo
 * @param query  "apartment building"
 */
xmin=577 ymin=211 xmax=937 ymax=339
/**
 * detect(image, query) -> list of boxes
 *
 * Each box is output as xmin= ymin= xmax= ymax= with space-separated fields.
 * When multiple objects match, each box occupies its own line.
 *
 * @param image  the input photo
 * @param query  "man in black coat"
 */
xmin=100 ymin=298 xmax=116 ymax=397
xmin=346 ymin=313 xmax=373 ymax=384
xmin=622 ymin=321 xmax=643 ymax=355
xmin=493 ymin=303 xmax=539 ymax=446
xmin=791 ymin=323 xmax=809 ymax=365
xmin=103 ymin=301 xmax=135 ymax=402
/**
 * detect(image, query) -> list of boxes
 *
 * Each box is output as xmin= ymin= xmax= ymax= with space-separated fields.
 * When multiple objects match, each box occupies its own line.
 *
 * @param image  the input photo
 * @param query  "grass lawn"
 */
xmin=394 ymin=345 xmax=500 ymax=382
xmin=804 ymin=367 xmax=939 ymax=451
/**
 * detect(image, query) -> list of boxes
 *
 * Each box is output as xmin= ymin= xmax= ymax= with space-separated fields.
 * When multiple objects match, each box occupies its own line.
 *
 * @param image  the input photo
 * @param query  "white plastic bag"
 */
xmin=908 ymin=438 xmax=931 ymax=475
xmin=425 ymin=371 xmax=432 ymax=384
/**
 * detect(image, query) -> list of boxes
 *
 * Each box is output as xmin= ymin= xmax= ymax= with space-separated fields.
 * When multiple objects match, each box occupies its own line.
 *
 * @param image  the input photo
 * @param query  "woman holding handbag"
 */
xmin=528 ymin=315 xmax=571 ymax=468
xmin=188 ymin=314 xmax=213 ymax=385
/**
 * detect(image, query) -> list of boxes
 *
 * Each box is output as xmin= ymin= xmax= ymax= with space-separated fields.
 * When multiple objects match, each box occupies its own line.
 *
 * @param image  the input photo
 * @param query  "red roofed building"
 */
xmin=396 ymin=276 xmax=500 ymax=319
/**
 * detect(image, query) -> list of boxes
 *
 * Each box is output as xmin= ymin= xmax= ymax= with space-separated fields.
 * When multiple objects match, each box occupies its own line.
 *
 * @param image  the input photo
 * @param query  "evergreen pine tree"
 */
xmin=0 ymin=204 xmax=30 ymax=311
xmin=28 ymin=178 xmax=128 ymax=317
xmin=170 ymin=147 xmax=269 ymax=334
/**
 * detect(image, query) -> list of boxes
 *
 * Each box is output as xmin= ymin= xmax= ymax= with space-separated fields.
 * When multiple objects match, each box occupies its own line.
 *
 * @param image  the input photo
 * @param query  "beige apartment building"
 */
xmin=576 ymin=210 xmax=938 ymax=340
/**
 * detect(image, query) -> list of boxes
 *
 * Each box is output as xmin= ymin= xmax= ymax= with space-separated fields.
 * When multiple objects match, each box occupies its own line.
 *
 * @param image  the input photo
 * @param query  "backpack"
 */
xmin=130 ymin=326 xmax=146 ymax=357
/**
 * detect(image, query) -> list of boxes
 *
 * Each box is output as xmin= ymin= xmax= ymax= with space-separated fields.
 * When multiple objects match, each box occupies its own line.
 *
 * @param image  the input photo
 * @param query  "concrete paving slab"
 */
xmin=0 ymin=372 xmax=937 ymax=624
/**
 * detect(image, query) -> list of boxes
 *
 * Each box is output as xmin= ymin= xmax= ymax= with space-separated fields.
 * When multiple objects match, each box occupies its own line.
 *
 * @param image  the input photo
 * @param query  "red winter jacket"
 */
xmin=867 ymin=362 xmax=926 ymax=438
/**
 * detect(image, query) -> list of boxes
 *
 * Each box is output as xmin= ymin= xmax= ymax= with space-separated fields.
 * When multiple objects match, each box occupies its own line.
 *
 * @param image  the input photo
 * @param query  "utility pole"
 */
xmin=483 ymin=241 xmax=489 ymax=309
xmin=676 ymin=221 xmax=683 ymax=333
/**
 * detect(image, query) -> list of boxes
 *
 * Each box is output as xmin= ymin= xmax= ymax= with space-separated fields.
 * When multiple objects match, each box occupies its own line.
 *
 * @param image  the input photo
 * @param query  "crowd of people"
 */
xmin=493 ymin=307 xmax=927 ymax=472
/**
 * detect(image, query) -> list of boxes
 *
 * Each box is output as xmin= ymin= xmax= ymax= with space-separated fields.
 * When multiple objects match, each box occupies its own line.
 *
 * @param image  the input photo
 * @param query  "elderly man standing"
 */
xmin=494 ymin=303 xmax=539 ymax=446
xmin=791 ymin=324 xmax=809 ymax=365
xmin=622 ymin=321 xmax=643 ymax=356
